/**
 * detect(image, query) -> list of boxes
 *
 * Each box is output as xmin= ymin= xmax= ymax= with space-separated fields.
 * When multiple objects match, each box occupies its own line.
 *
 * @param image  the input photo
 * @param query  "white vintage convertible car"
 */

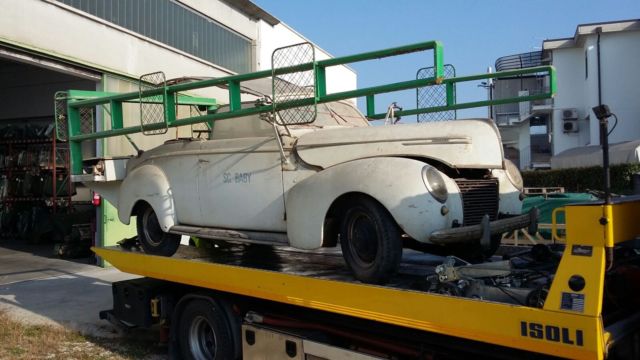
xmin=90 ymin=100 xmax=532 ymax=284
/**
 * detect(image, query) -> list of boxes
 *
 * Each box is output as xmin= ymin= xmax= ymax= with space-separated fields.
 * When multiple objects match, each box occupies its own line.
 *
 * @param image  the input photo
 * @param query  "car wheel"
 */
xmin=339 ymin=197 xmax=402 ymax=284
xmin=137 ymin=205 xmax=180 ymax=256
xmin=178 ymin=299 xmax=236 ymax=360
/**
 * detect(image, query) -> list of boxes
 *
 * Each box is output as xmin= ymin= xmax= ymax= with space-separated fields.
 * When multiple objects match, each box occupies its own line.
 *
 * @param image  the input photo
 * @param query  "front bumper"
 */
xmin=428 ymin=208 xmax=539 ymax=246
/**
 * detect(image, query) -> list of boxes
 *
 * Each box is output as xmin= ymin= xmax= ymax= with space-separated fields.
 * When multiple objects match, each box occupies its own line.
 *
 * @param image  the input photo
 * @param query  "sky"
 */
xmin=252 ymin=0 xmax=639 ymax=121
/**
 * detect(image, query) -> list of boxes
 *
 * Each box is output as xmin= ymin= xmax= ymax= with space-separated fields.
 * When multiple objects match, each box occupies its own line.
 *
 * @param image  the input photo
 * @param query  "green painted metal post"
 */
xmin=549 ymin=67 xmax=557 ymax=96
xmin=446 ymin=83 xmax=455 ymax=106
xmin=315 ymin=65 xmax=327 ymax=99
xmin=229 ymin=81 xmax=241 ymax=112
xmin=164 ymin=91 xmax=176 ymax=125
xmin=67 ymin=106 xmax=84 ymax=175
xmin=110 ymin=100 xmax=123 ymax=129
xmin=433 ymin=41 xmax=444 ymax=80
xmin=366 ymin=95 xmax=375 ymax=118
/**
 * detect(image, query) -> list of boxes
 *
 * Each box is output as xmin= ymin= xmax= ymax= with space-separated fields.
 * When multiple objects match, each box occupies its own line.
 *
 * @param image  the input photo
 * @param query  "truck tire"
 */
xmin=137 ymin=205 xmax=180 ymax=256
xmin=339 ymin=196 xmax=402 ymax=284
xmin=178 ymin=299 xmax=236 ymax=360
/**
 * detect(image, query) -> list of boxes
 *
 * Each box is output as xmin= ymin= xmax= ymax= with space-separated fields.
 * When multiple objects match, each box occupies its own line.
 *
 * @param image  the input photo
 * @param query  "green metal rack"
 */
xmin=57 ymin=40 xmax=556 ymax=175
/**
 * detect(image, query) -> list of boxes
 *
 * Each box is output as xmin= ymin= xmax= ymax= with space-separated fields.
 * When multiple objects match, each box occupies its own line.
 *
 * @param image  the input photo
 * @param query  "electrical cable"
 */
xmin=607 ymin=113 xmax=618 ymax=136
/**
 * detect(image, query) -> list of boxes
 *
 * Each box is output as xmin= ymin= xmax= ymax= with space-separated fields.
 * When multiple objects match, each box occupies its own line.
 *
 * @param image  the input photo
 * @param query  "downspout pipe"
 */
xmin=597 ymin=27 xmax=603 ymax=106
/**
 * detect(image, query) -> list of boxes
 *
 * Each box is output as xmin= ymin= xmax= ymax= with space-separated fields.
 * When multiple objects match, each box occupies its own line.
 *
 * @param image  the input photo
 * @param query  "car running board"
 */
xmin=169 ymin=225 xmax=289 ymax=246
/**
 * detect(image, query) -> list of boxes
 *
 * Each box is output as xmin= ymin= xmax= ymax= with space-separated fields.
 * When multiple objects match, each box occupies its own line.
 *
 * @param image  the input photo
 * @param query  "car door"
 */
xmin=196 ymin=119 xmax=286 ymax=232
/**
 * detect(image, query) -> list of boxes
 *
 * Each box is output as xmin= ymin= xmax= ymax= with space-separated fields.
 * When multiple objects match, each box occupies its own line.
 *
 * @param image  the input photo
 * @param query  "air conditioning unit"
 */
xmin=563 ymin=108 xmax=578 ymax=119
xmin=563 ymin=119 xmax=579 ymax=133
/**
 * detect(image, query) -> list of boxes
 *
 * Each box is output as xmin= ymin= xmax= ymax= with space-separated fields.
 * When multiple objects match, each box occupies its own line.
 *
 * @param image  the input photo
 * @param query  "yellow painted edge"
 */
xmin=94 ymin=247 xmax=603 ymax=359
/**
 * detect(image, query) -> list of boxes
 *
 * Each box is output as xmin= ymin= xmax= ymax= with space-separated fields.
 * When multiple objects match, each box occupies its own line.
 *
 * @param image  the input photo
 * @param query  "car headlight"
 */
xmin=422 ymin=166 xmax=448 ymax=203
xmin=504 ymin=159 xmax=523 ymax=191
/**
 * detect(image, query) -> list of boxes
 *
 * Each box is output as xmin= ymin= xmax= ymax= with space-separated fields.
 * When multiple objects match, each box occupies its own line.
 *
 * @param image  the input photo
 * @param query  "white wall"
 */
xmin=0 ymin=0 xmax=262 ymax=159
xmin=0 ymin=1 xmax=357 ymax=103
xmin=0 ymin=0 xmax=358 ymax=156
xmin=500 ymin=122 xmax=531 ymax=169
xmin=549 ymin=47 xmax=585 ymax=155
xmin=257 ymin=21 xmax=357 ymax=101
xmin=596 ymin=31 xmax=640 ymax=144
xmin=550 ymin=30 xmax=640 ymax=155
xmin=518 ymin=121 xmax=531 ymax=168
xmin=583 ymin=36 xmax=599 ymax=147
xmin=0 ymin=0 xmax=237 ymax=101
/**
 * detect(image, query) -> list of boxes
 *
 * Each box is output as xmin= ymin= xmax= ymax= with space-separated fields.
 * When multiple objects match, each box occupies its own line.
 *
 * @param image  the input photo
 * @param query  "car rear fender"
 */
xmin=285 ymin=157 xmax=462 ymax=249
xmin=117 ymin=164 xmax=177 ymax=231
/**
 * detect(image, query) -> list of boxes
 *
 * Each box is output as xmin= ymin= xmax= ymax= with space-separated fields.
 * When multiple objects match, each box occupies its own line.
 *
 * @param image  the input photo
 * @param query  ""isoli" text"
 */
xmin=520 ymin=321 xmax=584 ymax=346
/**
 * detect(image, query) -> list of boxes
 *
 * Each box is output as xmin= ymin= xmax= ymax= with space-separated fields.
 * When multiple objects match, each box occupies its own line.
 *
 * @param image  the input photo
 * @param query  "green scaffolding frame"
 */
xmin=61 ymin=40 xmax=556 ymax=175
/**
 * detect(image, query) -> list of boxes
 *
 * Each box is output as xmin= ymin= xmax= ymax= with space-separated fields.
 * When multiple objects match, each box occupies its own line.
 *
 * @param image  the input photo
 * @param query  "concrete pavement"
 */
xmin=0 ymin=241 xmax=136 ymax=337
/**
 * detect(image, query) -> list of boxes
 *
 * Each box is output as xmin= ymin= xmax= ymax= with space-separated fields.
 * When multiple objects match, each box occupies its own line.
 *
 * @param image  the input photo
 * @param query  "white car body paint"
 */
xmin=295 ymin=119 xmax=504 ymax=169
xmin=285 ymin=157 xmax=464 ymax=249
xmin=81 ymin=101 xmax=524 ymax=250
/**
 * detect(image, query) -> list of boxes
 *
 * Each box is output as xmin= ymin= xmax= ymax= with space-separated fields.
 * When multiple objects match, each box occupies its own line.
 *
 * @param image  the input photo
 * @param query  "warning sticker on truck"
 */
xmin=561 ymin=292 xmax=585 ymax=313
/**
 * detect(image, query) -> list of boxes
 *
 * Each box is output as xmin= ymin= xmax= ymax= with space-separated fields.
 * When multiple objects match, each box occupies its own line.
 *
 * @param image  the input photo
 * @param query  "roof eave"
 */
xmin=220 ymin=0 xmax=280 ymax=26
xmin=543 ymin=19 xmax=640 ymax=51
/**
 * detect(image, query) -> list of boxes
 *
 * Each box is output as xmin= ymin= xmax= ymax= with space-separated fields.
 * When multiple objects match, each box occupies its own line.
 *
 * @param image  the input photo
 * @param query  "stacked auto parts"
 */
xmin=0 ymin=121 xmax=76 ymax=243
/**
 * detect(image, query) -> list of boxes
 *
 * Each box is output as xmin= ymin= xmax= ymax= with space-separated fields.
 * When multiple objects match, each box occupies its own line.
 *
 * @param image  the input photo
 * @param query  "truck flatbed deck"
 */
xmin=95 ymin=231 xmax=629 ymax=360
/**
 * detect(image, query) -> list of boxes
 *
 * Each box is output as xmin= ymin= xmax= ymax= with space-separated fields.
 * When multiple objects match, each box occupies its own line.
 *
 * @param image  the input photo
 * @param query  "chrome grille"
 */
xmin=455 ymin=178 xmax=499 ymax=226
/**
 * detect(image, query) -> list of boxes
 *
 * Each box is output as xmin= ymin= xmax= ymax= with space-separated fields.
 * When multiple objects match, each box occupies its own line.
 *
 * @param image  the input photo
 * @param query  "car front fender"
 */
xmin=491 ymin=168 xmax=522 ymax=215
xmin=285 ymin=157 xmax=463 ymax=249
xmin=117 ymin=164 xmax=177 ymax=231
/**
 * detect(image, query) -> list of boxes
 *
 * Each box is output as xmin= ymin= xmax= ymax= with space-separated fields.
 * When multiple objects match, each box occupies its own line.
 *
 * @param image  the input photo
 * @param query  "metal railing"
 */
xmin=493 ymin=86 xmax=553 ymax=123
xmin=495 ymin=51 xmax=543 ymax=72
xmin=59 ymin=41 xmax=556 ymax=175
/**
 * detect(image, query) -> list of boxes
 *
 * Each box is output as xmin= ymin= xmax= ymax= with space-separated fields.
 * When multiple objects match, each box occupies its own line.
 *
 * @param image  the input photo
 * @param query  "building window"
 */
xmin=585 ymin=50 xmax=588 ymax=79
xmin=57 ymin=0 xmax=253 ymax=74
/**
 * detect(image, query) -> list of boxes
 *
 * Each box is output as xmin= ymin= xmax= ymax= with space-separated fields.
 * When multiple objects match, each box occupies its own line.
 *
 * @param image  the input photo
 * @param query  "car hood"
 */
xmin=294 ymin=119 xmax=504 ymax=169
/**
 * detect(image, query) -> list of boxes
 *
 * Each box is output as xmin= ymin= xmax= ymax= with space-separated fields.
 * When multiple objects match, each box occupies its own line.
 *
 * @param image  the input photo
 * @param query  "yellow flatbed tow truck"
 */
xmin=55 ymin=41 xmax=640 ymax=359
xmin=94 ymin=196 xmax=640 ymax=359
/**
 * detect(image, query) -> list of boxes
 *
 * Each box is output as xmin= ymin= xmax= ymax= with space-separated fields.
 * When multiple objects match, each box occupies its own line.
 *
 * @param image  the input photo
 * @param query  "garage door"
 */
xmin=0 ymin=45 xmax=100 ymax=261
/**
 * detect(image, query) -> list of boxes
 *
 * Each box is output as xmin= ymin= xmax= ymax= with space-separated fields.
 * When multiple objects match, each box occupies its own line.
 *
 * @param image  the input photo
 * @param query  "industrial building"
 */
xmin=0 ymin=0 xmax=356 ymax=260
